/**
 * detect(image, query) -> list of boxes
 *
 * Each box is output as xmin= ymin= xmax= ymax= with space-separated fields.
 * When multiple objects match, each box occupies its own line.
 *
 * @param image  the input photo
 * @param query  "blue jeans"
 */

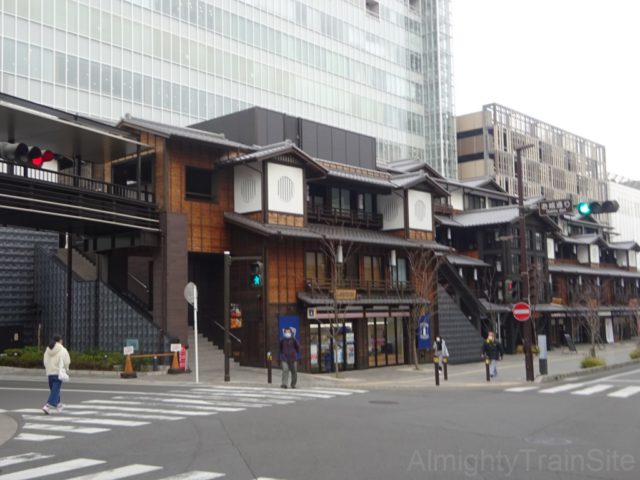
xmin=489 ymin=359 xmax=498 ymax=377
xmin=47 ymin=375 xmax=62 ymax=407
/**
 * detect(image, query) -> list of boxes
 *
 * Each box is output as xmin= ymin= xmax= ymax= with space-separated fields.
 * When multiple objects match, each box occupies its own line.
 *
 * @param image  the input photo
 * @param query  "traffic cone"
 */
xmin=120 ymin=354 xmax=137 ymax=379
xmin=167 ymin=351 xmax=185 ymax=374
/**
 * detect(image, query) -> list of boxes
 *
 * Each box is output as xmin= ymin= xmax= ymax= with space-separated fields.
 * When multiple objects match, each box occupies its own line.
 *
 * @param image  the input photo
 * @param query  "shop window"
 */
xmin=185 ymin=166 xmax=218 ymax=202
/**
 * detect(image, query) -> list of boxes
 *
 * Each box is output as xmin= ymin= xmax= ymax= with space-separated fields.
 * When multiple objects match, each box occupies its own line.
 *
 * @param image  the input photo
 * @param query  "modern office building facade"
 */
xmin=0 ymin=0 xmax=457 ymax=175
xmin=456 ymin=104 xmax=608 ymax=203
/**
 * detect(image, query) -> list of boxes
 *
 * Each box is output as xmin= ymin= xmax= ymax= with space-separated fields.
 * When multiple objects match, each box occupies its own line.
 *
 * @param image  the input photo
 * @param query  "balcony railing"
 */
xmin=306 ymin=278 xmax=415 ymax=296
xmin=0 ymin=159 xmax=154 ymax=203
xmin=307 ymin=203 xmax=383 ymax=229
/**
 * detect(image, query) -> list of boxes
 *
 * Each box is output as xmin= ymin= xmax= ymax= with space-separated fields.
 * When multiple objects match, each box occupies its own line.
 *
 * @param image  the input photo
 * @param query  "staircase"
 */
xmin=437 ymin=285 xmax=484 ymax=364
xmin=55 ymin=248 xmax=97 ymax=281
xmin=186 ymin=326 xmax=229 ymax=372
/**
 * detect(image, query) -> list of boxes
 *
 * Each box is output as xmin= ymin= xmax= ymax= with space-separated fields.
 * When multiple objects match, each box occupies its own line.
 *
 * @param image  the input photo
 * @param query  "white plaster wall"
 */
xmin=267 ymin=163 xmax=304 ymax=215
xmin=590 ymin=245 xmax=600 ymax=265
xmin=377 ymin=194 xmax=404 ymax=231
xmin=450 ymin=190 xmax=464 ymax=210
xmin=547 ymin=238 xmax=555 ymax=260
xmin=616 ymin=252 xmax=629 ymax=268
xmin=234 ymin=164 xmax=262 ymax=213
xmin=407 ymin=190 xmax=432 ymax=232
xmin=577 ymin=245 xmax=590 ymax=264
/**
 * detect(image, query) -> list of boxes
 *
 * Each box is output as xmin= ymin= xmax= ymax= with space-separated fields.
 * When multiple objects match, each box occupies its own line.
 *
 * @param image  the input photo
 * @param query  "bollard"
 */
xmin=443 ymin=357 xmax=448 ymax=381
xmin=267 ymin=351 xmax=272 ymax=384
xmin=152 ymin=355 xmax=159 ymax=372
xmin=434 ymin=356 xmax=440 ymax=386
xmin=485 ymin=357 xmax=491 ymax=382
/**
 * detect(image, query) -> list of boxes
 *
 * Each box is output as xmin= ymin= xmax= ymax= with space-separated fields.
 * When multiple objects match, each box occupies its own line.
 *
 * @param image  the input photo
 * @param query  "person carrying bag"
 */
xmin=42 ymin=335 xmax=71 ymax=414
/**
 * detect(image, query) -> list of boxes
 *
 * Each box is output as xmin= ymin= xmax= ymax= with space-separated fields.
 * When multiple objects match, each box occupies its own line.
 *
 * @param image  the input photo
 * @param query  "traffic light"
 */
xmin=576 ymin=200 xmax=619 ymax=216
xmin=0 ymin=142 xmax=55 ymax=168
xmin=504 ymin=277 xmax=519 ymax=302
xmin=249 ymin=261 xmax=263 ymax=287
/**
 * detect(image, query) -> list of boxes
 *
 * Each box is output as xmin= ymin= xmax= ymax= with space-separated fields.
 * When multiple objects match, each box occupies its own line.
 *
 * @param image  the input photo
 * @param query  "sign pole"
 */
xmin=194 ymin=288 xmax=199 ymax=384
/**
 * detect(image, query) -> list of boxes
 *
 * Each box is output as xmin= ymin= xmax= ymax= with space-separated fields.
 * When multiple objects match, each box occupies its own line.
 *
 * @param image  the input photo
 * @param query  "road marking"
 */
xmin=0 ymin=453 xmax=53 ymax=468
xmin=64 ymin=405 xmax=215 ymax=416
xmin=82 ymin=399 xmax=245 ymax=413
xmin=571 ymin=384 xmax=614 ymax=396
xmin=607 ymin=386 xmax=640 ymax=398
xmin=154 ymin=471 xmax=226 ymax=479
xmin=23 ymin=423 xmax=110 ymax=434
xmin=0 ymin=458 xmax=105 ymax=480
xmin=22 ymin=415 xmax=149 ymax=427
xmin=113 ymin=395 xmax=268 ymax=409
xmin=14 ymin=433 xmax=65 ymax=442
xmin=539 ymin=383 xmax=585 ymax=394
xmin=65 ymin=464 xmax=163 ymax=480
xmin=193 ymin=387 xmax=333 ymax=399
xmin=505 ymin=386 xmax=539 ymax=392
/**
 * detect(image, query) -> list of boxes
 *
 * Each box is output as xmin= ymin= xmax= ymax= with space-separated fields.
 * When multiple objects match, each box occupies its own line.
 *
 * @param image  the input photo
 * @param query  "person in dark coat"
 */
xmin=482 ymin=331 xmax=504 ymax=377
xmin=279 ymin=328 xmax=300 ymax=389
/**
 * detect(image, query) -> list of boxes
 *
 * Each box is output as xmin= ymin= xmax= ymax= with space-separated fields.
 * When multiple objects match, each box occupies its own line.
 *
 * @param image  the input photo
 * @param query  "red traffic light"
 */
xmin=31 ymin=150 xmax=55 ymax=167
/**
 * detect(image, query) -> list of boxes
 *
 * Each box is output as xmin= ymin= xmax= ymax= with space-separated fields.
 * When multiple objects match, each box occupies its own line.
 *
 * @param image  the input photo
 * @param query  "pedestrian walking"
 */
xmin=434 ymin=336 xmax=449 ymax=370
xmin=279 ymin=327 xmax=300 ymax=389
xmin=42 ymin=335 xmax=71 ymax=414
xmin=481 ymin=332 xmax=503 ymax=378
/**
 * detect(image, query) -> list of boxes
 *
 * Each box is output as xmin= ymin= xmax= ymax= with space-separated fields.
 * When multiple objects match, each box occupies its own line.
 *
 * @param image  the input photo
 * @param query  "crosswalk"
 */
xmin=9 ymin=386 xmax=366 ymax=443
xmin=505 ymin=383 xmax=640 ymax=399
xmin=0 ymin=452 xmax=229 ymax=479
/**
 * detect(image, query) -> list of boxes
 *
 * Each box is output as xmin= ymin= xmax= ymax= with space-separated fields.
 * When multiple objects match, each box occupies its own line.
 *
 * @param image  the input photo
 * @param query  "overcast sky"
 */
xmin=452 ymin=0 xmax=640 ymax=181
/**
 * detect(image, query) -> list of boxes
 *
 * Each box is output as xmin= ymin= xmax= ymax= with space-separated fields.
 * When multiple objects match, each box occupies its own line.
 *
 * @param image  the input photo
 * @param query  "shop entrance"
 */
xmin=367 ymin=316 xmax=405 ymax=367
xmin=309 ymin=321 xmax=356 ymax=373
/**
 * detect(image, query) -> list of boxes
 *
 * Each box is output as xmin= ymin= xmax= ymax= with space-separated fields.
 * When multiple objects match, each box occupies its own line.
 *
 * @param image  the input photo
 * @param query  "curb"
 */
xmin=538 ymin=358 xmax=640 ymax=384
xmin=0 ymin=413 xmax=18 ymax=447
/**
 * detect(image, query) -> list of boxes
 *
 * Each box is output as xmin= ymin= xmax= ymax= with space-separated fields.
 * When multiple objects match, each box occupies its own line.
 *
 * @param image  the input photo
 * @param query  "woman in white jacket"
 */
xmin=42 ymin=335 xmax=71 ymax=414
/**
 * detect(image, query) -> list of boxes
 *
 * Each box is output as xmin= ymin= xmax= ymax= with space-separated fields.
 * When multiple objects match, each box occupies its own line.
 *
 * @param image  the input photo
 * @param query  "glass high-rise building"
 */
xmin=0 ymin=0 xmax=456 ymax=175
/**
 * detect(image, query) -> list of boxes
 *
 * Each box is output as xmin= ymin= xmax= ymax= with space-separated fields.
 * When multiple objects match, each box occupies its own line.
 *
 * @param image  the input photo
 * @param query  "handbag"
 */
xmin=58 ymin=355 xmax=69 ymax=382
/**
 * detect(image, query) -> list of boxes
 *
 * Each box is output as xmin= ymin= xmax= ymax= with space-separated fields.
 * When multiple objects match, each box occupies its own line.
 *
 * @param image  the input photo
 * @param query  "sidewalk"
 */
xmin=2 ymin=339 xmax=638 ymax=390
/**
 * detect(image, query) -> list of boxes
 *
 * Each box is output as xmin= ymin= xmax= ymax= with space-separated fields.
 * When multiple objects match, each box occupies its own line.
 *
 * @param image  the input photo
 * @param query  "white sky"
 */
xmin=452 ymin=0 xmax=640 ymax=181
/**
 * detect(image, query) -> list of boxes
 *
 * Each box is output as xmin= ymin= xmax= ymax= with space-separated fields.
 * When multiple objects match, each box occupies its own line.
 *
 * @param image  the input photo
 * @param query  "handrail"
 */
xmin=213 ymin=321 xmax=242 ymax=344
xmin=128 ymin=272 xmax=149 ymax=292
xmin=306 ymin=203 xmax=383 ymax=227
xmin=0 ymin=158 xmax=155 ymax=204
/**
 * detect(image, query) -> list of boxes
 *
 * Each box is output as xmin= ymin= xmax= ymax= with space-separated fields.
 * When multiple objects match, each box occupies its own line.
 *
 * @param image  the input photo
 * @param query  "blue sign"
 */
xmin=417 ymin=314 xmax=431 ymax=350
xmin=278 ymin=315 xmax=301 ymax=359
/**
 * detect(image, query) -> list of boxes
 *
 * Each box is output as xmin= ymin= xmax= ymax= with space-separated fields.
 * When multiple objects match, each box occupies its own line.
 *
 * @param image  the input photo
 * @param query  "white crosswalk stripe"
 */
xmin=64 ymin=464 xmax=163 ymax=479
xmin=0 ymin=453 xmax=53 ymax=468
xmin=607 ymin=386 xmax=640 ymax=398
xmin=154 ymin=471 xmax=226 ymax=479
xmin=505 ymin=381 xmax=640 ymax=400
xmin=539 ymin=383 xmax=585 ymax=394
xmin=571 ymin=384 xmax=614 ymax=396
xmin=9 ymin=386 xmax=366 ymax=443
xmin=0 ymin=458 xmax=105 ymax=480
xmin=505 ymin=386 xmax=539 ymax=393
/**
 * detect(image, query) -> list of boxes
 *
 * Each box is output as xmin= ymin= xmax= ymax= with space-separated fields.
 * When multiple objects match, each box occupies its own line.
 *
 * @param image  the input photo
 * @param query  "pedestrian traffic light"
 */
xmin=249 ymin=261 xmax=263 ymax=287
xmin=576 ymin=200 xmax=619 ymax=216
xmin=0 ymin=142 xmax=55 ymax=168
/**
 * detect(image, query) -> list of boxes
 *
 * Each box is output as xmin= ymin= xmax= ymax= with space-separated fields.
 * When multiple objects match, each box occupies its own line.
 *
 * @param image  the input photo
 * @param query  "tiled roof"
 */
xmin=449 ymin=206 xmax=520 ymax=227
xmin=558 ymin=234 xmax=605 ymax=246
xmin=297 ymin=292 xmax=425 ymax=306
xmin=445 ymin=254 xmax=490 ymax=267
xmin=434 ymin=215 xmax=462 ymax=227
xmin=607 ymin=241 xmax=640 ymax=251
xmin=119 ymin=116 xmax=252 ymax=150
xmin=549 ymin=263 xmax=640 ymax=278
xmin=224 ymin=213 xmax=321 ymax=240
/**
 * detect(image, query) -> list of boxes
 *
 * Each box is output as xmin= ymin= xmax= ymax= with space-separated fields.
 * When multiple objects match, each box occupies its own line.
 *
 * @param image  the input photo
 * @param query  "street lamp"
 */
xmin=515 ymin=144 xmax=535 ymax=382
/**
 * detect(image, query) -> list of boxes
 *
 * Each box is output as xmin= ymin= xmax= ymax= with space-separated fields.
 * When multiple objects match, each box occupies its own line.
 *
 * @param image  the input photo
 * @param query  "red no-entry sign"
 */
xmin=513 ymin=302 xmax=531 ymax=322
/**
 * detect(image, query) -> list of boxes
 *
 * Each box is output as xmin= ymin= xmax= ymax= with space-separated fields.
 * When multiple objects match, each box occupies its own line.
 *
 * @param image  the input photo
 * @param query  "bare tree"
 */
xmin=569 ymin=279 xmax=605 ymax=358
xmin=404 ymin=246 xmax=443 ymax=370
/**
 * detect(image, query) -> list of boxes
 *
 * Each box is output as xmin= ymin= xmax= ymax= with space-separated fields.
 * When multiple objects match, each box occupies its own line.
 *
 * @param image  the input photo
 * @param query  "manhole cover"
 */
xmin=524 ymin=436 xmax=573 ymax=446
xmin=368 ymin=400 xmax=399 ymax=405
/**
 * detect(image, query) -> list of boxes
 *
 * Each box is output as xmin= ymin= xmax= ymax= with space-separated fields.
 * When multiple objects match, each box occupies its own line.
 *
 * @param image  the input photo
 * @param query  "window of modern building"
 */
xmin=185 ymin=166 xmax=218 ymax=202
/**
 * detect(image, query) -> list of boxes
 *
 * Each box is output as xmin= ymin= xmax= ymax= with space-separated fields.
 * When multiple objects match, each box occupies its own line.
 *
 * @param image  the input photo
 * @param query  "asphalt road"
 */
xmin=1 ymin=367 xmax=639 ymax=480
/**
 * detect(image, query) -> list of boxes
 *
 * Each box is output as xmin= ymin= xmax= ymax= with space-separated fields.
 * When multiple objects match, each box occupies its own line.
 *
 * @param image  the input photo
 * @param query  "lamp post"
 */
xmin=515 ymin=144 xmax=535 ymax=382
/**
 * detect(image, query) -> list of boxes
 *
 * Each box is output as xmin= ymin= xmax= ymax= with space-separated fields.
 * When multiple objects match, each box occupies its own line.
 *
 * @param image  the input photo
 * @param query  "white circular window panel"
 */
xmin=415 ymin=200 xmax=427 ymax=221
xmin=240 ymin=177 xmax=257 ymax=203
xmin=384 ymin=200 xmax=399 ymax=221
xmin=277 ymin=176 xmax=295 ymax=203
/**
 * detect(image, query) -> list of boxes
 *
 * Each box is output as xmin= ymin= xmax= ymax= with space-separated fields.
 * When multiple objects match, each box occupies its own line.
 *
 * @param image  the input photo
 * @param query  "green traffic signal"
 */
xmin=250 ymin=273 xmax=262 ymax=287
xmin=577 ymin=202 xmax=592 ymax=215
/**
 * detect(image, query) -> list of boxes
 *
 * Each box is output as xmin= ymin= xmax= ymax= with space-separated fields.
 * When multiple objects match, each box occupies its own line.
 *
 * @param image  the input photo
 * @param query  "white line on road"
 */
xmin=112 ymin=395 xmax=268 ymax=409
xmin=64 ymin=405 xmax=215 ymax=416
xmin=607 ymin=386 xmax=640 ymax=398
xmin=14 ymin=433 xmax=65 ymax=442
xmin=571 ymin=384 xmax=614 ymax=396
xmin=504 ymin=386 xmax=539 ymax=393
xmin=82 ymin=399 xmax=245 ymax=412
xmin=154 ymin=471 xmax=226 ymax=480
xmin=0 ymin=458 xmax=105 ymax=480
xmin=539 ymin=383 xmax=585 ymax=394
xmin=65 ymin=464 xmax=163 ymax=480
xmin=0 ymin=453 xmax=54 ymax=468
xmin=22 ymin=415 xmax=149 ymax=427
xmin=23 ymin=423 xmax=110 ymax=434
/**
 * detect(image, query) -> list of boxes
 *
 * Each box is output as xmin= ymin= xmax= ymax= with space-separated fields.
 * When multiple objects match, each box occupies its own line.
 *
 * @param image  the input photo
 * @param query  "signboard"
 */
xmin=123 ymin=345 xmax=134 ymax=355
xmin=125 ymin=338 xmax=139 ymax=352
xmin=512 ymin=302 xmax=531 ymax=322
xmin=307 ymin=307 xmax=317 ymax=319
xmin=170 ymin=343 xmax=182 ymax=352
xmin=278 ymin=315 xmax=301 ymax=360
xmin=417 ymin=314 xmax=432 ymax=350
xmin=563 ymin=333 xmax=577 ymax=352
xmin=184 ymin=282 xmax=197 ymax=306
xmin=310 ymin=344 xmax=318 ymax=366
xmin=539 ymin=199 xmax=572 ymax=215
xmin=334 ymin=289 xmax=357 ymax=301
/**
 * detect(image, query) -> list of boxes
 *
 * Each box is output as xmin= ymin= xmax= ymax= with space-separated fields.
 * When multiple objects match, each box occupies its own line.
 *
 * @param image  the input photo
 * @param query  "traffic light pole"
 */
xmin=515 ymin=144 xmax=535 ymax=382
xmin=223 ymin=252 xmax=262 ymax=382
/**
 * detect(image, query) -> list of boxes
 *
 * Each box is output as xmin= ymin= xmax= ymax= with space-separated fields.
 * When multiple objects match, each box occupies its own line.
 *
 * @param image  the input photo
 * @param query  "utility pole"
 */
xmin=515 ymin=144 xmax=535 ymax=382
